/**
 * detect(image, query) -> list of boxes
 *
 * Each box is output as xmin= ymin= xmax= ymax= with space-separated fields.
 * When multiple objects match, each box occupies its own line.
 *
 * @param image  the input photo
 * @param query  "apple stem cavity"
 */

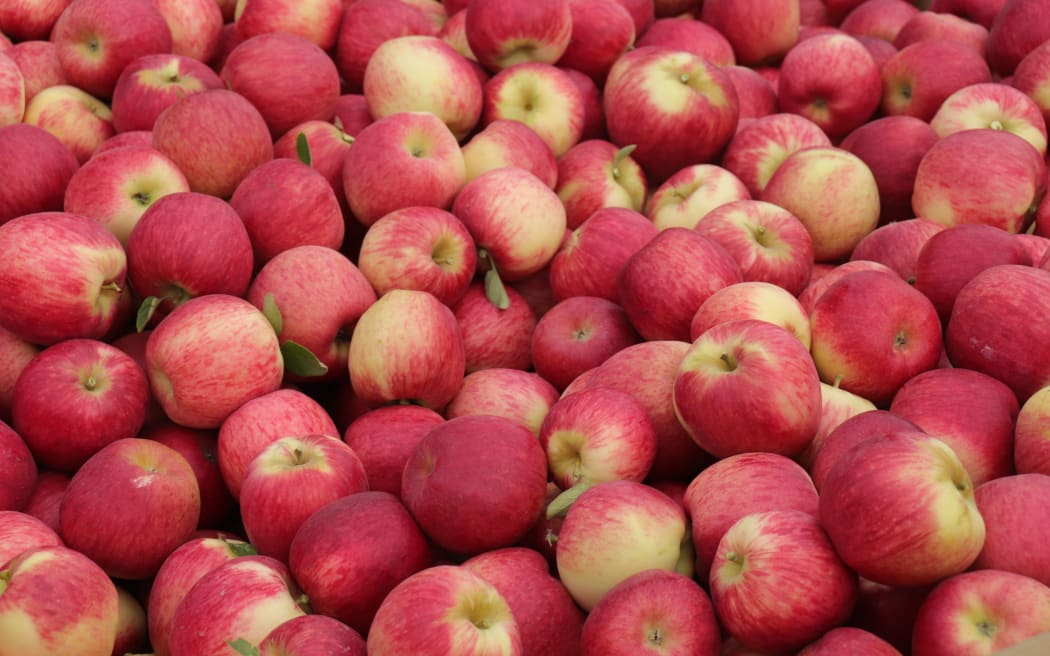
xmin=989 ymin=120 xmax=1004 ymax=131
xmin=296 ymin=593 xmax=312 ymax=614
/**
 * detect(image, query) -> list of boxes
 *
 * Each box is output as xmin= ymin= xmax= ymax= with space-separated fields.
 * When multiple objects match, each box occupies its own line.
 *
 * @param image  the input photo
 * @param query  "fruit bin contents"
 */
xmin=4 ymin=0 xmax=1050 ymax=654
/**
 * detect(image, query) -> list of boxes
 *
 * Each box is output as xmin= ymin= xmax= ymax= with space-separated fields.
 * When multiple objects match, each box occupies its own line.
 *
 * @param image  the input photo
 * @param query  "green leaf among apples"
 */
xmin=262 ymin=292 xmax=329 ymax=378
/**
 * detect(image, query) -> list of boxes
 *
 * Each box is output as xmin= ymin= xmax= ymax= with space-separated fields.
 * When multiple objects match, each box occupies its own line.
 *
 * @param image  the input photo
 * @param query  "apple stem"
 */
xmin=296 ymin=593 xmax=312 ymax=614
xmin=610 ymin=144 xmax=637 ymax=180
xmin=719 ymin=352 xmax=737 ymax=371
xmin=84 ymin=375 xmax=97 ymax=391
xmin=833 ymin=374 xmax=844 ymax=389
xmin=100 ymin=281 xmax=122 ymax=293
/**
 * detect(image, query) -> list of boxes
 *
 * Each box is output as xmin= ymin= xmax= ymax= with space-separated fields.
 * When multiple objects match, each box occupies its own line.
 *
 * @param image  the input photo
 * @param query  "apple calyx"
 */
xmin=647 ymin=628 xmax=665 ymax=647
xmin=228 ymin=638 xmax=259 ymax=656
xmin=610 ymin=144 xmax=637 ymax=181
xmin=261 ymin=293 xmax=330 ymax=378
xmin=295 ymin=132 xmax=312 ymax=167
xmin=547 ymin=482 xmax=594 ymax=520
xmin=477 ymin=249 xmax=510 ymax=310
xmin=976 ymin=619 xmax=997 ymax=638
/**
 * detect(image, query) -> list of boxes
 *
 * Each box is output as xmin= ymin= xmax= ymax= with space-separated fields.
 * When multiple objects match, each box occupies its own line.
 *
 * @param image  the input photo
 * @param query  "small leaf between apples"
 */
xmin=262 ymin=293 xmax=283 ymax=336
xmin=296 ymin=132 xmax=312 ymax=167
xmin=483 ymin=269 xmax=510 ymax=310
xmin=136 ymin=296 xmax=161 ymax=333
xmin=224 ymin=540 xmax=257 ymax=558
xmin=227 ymin=638 xmax=259 ymax=656
xmin=281 ymin=340 xmax=329 ymax=377
xmin=546 ymin=482 xmax=593 ymax=520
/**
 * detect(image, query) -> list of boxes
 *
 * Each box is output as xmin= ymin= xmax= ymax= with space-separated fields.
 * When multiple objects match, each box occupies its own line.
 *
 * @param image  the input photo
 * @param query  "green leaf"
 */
xmin=262 ymin=293 xmax=283 ymax=336
xmin=227 ymin=638 xmax=258 ymax=656
xmin=224 ymin=540 xmax=257 ymax=558
xmin=484 ymin=269 xmax=510 ymax=310
xmin=281 ymin=340 xmax=329 ymax=378
xmin=611 ymin=144 xmax=637 ymax=179
xmin=546 ymin=482 xmax=593 ymax=520
xmin=296 ymin=132 xmax=312 ymax=167
xmin=136 ymin=296 xmax=161 ymax=333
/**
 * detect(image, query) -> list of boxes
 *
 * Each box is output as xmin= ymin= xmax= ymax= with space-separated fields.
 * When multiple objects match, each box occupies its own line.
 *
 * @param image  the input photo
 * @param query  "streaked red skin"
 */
xmin=797 ymin=627 xmax=902 ymax=656
xmin=445 ymin=368 xmax=559 ymax=437
xmin=839 ymin=0 xmax=919 ymax=43
xmin=334 ymin=0 xmax=440 ymax=92
xmin=343 ymin=404 xmax=444 ymax=497
xmin=462 ymin=119 xmax=558 ymax=188
xmin=8 ymin=40 xmax=66 ymax=102
xmin=850 ymin=219 xmax=945 ymax=284
xmin=152 ymin=0 xmax=223 ymax=63
xmin=20 ymin=470 xmax=69 ymax=534
xmin=720 ymin=112 xmax=831 ymax=198
xmin=260 ymin=614 xmax=367 ymax=656
xmin=556 ymin=139 xmax=647 ymax=230
xmin=273 ymin=119 xmax=355 ymax=206
xmin=451 ymin=282 xmax=536 ymax=373
xmin=0 ymin=510 xmax=61 ymax=568
xmin=809 ymin=410 xmax=924 ymax=491
xmin=0 ymin=327 xmax=37 ymax=422
xmin=0 ymin=123 xmax=79 ymax=223
xmin=143 ymin=423 xmax=236 ymax=530
xmin=234 ymin=0 xmax=344 ymax=51
xmin=464 ymin=0 xmax=573 ymax=72
xmin=0 ymin=0 xmax=72 ymax=41
xmin=894 ymin=10 xmax=989 ymax=55
xmin=110 ymin=54 xmax=225 ymax=134
xmin=634 ymin=17 xmax=735 ymax=67
xmin=559 ymin=0 xmax=635 ymax=84
xmin=986 ymin=0 xmax=1050 ymax=78
xmin=973 ymin=474 xmax=1050 ymax=586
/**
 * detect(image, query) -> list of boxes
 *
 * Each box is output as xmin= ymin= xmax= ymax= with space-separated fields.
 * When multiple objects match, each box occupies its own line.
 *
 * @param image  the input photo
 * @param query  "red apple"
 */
xmin=342 ymin=405 xmax=443 ymax=497
xmin=840 ymin=0 xmax=919 ymax=43
xmin=634 ymin=19 xmax=734 ymax=67
xmin=451 ymin=282 xmax=537 ymax=372
xmin=143 ymin=423 xmax=234 ymax=530
xmin=23 ymin=84 xmax=114 ymax=163
xmin=808 ymin=409 xmax=925 ymax=492
xmin=557 ymin=139 xmax=647 ymax=230
xmin=972 ymin=474 xmax=1050 ymax=586
xmin=797 ymin=627 xmax=902 ymax=656
xmin=559 ymin=0 xmax=635 ymax=84
xmin=234 ymin=0 xmax=344 ymax=50
xmin=0 ymin=510 xmax=61 ymax=568
xmin=930 ymin=82 xmax=1048 ymax=156
xmin=798 ymin=259 xmax=898 ymax=315
xmin=334 ymin=0 xmax=440 ymax=93
xmin=0 ymin=422 xmax=35 ymax=512
xmin=986 ymin=0 xmax=1050 ymax=78
xmin=464 ymin=0 xmax=572 ymax=72
xmin=0 ymin=1 xmax=73 ymax=41
xmin=929 ymin=0 xmax=1005 ymax=29
xmin=897 ymin=9 xmax=991 ymax=53
xmin=0 ymin=52 xmax=24 ymax=127
xmin=849 ymin=578 xmax=932 ymax=655
xmin=689 ymin=281 xmax=812 ymax=347
xmin=1011 ymin=38 xmax=1050 ymax=130
xmin=445 ymin=368 xmax=558 ymax=437
xmin=20 ymin=471 xmax=69 ymax=534
xmin=646 ymin=163 xmax=749 ymax=231
xmin=0 ymin=123 xmax=79 ymax=226
xmin=460 ymin=118 xmax=557 ymax=187
xmin=850 ymin=218 xmax=946 ymax=284
xmin=151 ymin=0 xmax=223 ymax=63
xmin=880 ymin=40 xmax=992 ymax=122
xmin=1015 ymin=386 xmax=1050 ymax=475
xmin=481 ymin=61 xmax=585 ymax=157
xmin=701 ymin=0 xmax=800 ymax=66
xmin=720 ymin=112 xmax=832 ymax=198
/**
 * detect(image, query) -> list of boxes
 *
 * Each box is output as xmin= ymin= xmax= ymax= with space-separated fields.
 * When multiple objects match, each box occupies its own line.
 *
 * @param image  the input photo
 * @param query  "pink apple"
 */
xmin=445 ymin=368 xmax=558 ymax=437
xmin=675 ymin=319 xmax=821 ymax=458
xmin=972 ymin=474 xmax=1050 ymax=586
xmin=143 ymin=423 xmax=235 ymax=530
xmin=0 ymin=422 xmax=35 ymax=512
xmin=645 ymin=163 xmax=748 ymax=231
xmin=819 ymin=433 xmax=986 ymax=587
xmin=808 ymin=410 xmax=925 ymax=492
xmin=0 ymin=545 xmax=119 ymax=656
xmin=60 ymin=437 xmax=199 ymax=580
xmin=911 ymin=569 xmax=1050 ymax=656
xmin=146 ymin=294 xmax=284 ymax=429
xmin=333 ymin=0 xmax=440 ymax=92
xmin=880 ymin=40 xmax=992 ymax=122
xmin=50 ymin=0 xmax=173 ymax=100
xmin=804 ymin=382 xmax=880 ymax=469
xmin=618 ymin=227 xmax=743 ymax=342
xmin=602 ymin=45 xmax=739 ymax=184
xmin=701 ymin=0 xmax=800 ymax=66
xmin=0 ymin=123 xmax=78 ymax=226
xmin=23 ymin=84 xmax=115 ymax=163
xmin=451 ymin=282 xmax=536 ymax=372
xmin=152 ymin=88 xmax=273 ymax=199
xmin=986 ymin=0 xmax=1050 ymax=78
xmin=798 ymin=259 xmax=898 ymax=315
xmin=1011 ymin=38 xmax=1050 ymax=129
xmin=856 ymin=33 xmax=899 ymax=69
xmin=110 ymin=53 xmax=224 ymax=134
xmin=342 ymin=111 xmax=466 ymax=227
xmin=217 ymin=388 xmax=338 ymax=501
xmin=559 ymin=0 xmax=635 ymax=84
xmin=720 ymin=112 xmax=832 ymax=197
xmin=840 ymin=0 xmax=919 ymax=42
xmin=930 ymin=82 xmax=1048 ymax=156
xmin=20 ymin=471 xmax=68 ymax=535
xmin=693 ymin=199 xmax=815 ymax=295
xmin=460 ymin=118 xmax=558 ymax=187
xmin=256 ymin=614 xmax=365 ymax=656
xmin=581 ymin=569 xmax=720 ymax=656
xmin=896 ymin=9 xmax=991 ymax=53
xmin=272 ymin=119 xmax=355 ymax=207
xmin=0 ymin=510 xmax=61 ymax=568
xmin=564 ymin=65 xmax=607 ymax=141
xmin=724 ymin=65 xmax=778 ymax=124
xmin=366 ymin=565 xmax=522 ymax=654
xmin=481 ymin=61 xmax=585 ymax=157
xmin=0 ymin=327 xmax=36 ymax=423
xmin=557 ymin=139 xmax=647 ymax=230
xmin=0 ymin=1 xmax=73 ymax=41
xmin=810 ymin=269 xmax=942 ymax=406
xmin=634 ymin=17 xmax=735 ymax=67
xmin=549 ymin=207 xmax=658 ymax=302
xmin=221 ymin=32 xmax=339 ymax=139
xmin=234 ymin=0 xmax=344 ymax=51
xmin=0 ymin=52 xmax=24 ymax=127
xmin=945 ymin=265 xmax=1050 ymax=401
xmin=1015 ymin=386 xmax=1050 ymax=475
xmin=798 ymin=627 xmax=902 ymax=656
xmin=93 ymin=129 xmax=152 ymax=155
xmin=111 ymin=584 xmax=148 ymax=656
xmin=342 ymin=405 xmax=443 ymax=497
xmin=0 ymin=212 xmax=126 ymax=346
xmin=689 ymin=281 xmax=811 ymax=347
xmin=401 ymin=415 xmax=547 ymax=555
xmin=929 ymin=0 xmax=1005 ymax=29
xmin=151 ymin=0 xmax=223 ymax=63
xmin=464 ymin=0 xmax=573 ymax=72
xmin=530 ymin=296 xmax=640 ymax=391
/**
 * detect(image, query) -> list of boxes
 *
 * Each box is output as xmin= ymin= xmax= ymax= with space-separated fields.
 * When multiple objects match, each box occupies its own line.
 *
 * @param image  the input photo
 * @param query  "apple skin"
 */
xmin=559 ymin=0 xmax=635 ymax=85
xmin=895 ymin=8 xmax=991 ymax=54
xmin=646 ymin=163 xmax=749 ymax=232
xmin=911 ymin=569 xmax=1050 ymax=656
xmin=930 ymin=0 xmax=1005 ymax=29
xmin=556 ymin=480 xmax=687 ymax=611
xmin=0 ymin=1 xmax=72 ymax=41
xmin=50 ymin=0 xmax=173 ymax=100
xmin=972 ymin=474 xmax=1050 ymax=586
xmin=0 ymin=421 xmax=36 ymax=512
xmin=880 ymin=40 xmax=993 ymax=122
xmin=675 ymin=319 xmax=822 ymax=459
xmin=1011 ymin=38 xmax=1050 ymax=130
xmin=127 ymin=191 xmax=254 ymax=321
xmin=334 ymin=0 xmax=440 ymax=93
xmin=986 ymin=0 xmax=1050 ymax=78
xmin=445 ymin=368 xmax=558 ymax=437
xmin=451 ymin=282 xmax=536 ymax=372
xmin=463 ymin=547 xmax=586 ymax=656
xmin=710 ymin=510 xmax=858 ymax=654
xmin=850 ymin=218 xmax=946 ymax=284
xmin=618 ymin=227 xmax=743 ymax=342
xmin=798 ymin=259 xmax=897 ymax=316
xmin=273 ymin=119 xmax=355 ymax=208
xmin=401 ymin=415 xmax=548 ymax=556
xmin=689 ymin=281 xmax=812 ymax=348
xmin=580 ymin=569 xmax=720 ymax=656
xmin=0 ymin=545 xmax=119 ymax=656
xmin=721 ymin=112 xmax=832 ymax=198
xmin=12 ymin=338 xmax=149 ymax=473
xmin=481 ymin=61 xmax=585 ymax=158
xmin=110 ymin=53 xmax=224 ymax=133
xmin=461 ymin=118 xmax=558 ymax=187
xmin=797 ymin=627 xmax=902 ymax=656
xmin=0 ymin=123 xmax=79 ymax=226
xmin=633 ymin=17 xmax=734 ymax=68
xmin=840 ymin=0 xmax=919 ymax=42
xmin=234 ymin=0 xmax=344 ymax=51
xmin=152 ymin=88 xmax=274 ymax=199
xmin=701 ymin=0 xmax=799 ymax=66
xmin=1015 ymin=386 xmax=1050 ymax=475
xmin=167 ymin=555 xmax=307 ymax=656
xmin=694 ymin=199 xmax=814 ymax=296
xmin=0 ymin=327 xmax=36 ymax=423
xmin=724 ymin=65 xmax=778 ymax=124
xmin=143 ymin=423 xmax=235 ymax=530
xmin=23 ymin=84 xmax=114 ymax=163
xmin=819 ymin=433 xmax=986 ymax=587
xmin=343 ymin=110 xmax=466 ymax=227
xmin=808 ymin=410 xmax=925 ymax=492
xmin=150 ymin=0 xmax=222 ymax=64
xmin=0 ymin=52 xmax=24 ymax=127
xmin=945 ymin=264 xmax=1050 ymax=402
xmin=342 ymin=405 xmax=444 ymax=497
xmin=230 ymin=158 xmax=345 ymax=264
xmin=602 ymin=45 xmax=739 ymax=184
xmin=556 ymin=139 xmax=647 ymax=231
xmin=930 ymin=82 xmax=1048 ymax=157
xmin=258 ymin=614 xmax=366 ymax=656
xmin=20 ymin=471 xmax=69 ymax=535
xmin=810 ymin=270 xmax=943 ymax=407
xmin=531 ymin=296 xmax=640 ymax=392
xmin=464 ymin=0 xmax=573 ymax=72
xmin=683 ymin=451 xmax=820 ymax=581
xmin=366 ymin=564 xmax=522 ymax=656
xmin=60 ymin=437 xmax=199 ymax=580
xmin=0 ymin=510 xmax=61 ymax=568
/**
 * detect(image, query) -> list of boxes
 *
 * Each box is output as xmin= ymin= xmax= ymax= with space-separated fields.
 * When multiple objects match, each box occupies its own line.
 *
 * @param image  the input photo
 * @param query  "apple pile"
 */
xmin=4 ymin=0 xmax=1050 ymax=654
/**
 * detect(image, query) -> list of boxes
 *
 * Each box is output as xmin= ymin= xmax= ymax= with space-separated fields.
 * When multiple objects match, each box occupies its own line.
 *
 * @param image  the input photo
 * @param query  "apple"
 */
xmin=93 ymin=129 xmax=151 ymax=154
xmin=334 ymin=94 xmax=376 ymax=138
xmin=0 ymin=422 xmax=35 ymax=512
xmin=272 ymin=120 xmax=355 ymax=208
xmin=22 ymin=84 xmax=115 ymax=163
xmin=693 ymin=199 xmax=815 ymax=296
xmin=689 ymin=281 xmax=812 ymax=348
xmin=531 ymin=296 xmax=640 ymax=391
xmin=0 ymin=52 xmax=23 ymax=127
xmin=675 ymin=319 xmax=821 ymax=458
xmin=402 ymin=415 xmax=547 ymax=555
xmin=559 ymin=0 xmax=635 ymax=84
xmin=602 ymin=45 xmax=739 ymax=184
xmin=618 ymin=227 xmax=743 ymax=342
xmin=557 ymin=139 xmax=647 ymax=230
xmin=59 ymin=437 xmax=199 ymax=580
xmin=50 ymin=0 xmax=173 ymax=100
xmin=126 ymin=191 xmax=255 ymax=323
xmin=971 ymin=474 xmax=1050 ymax=586
xmin=0 ymin=123 xmax=78 ymax=226
xmin=167 ymin=556 xmax=306 ymax=656
xmin=143 ymin=423 xmax=235 ymax=530
xmin=986 ymin=0 xmax=1050 ymax=78
xmin=798 ymin=259 xmax=898 ymax=315
xmin=819 ymin=432 xmax=986 ymax=587
xmin=152 ymin=88 xmax=273 ymax=199
xmin=146 ymin=294 xmax=284 ymax=429
xmin=451 ymin=282 xmax=536 ymax=372
xmin=911 ymin=569 xmax=1050 ymax=656
xmin=0 ymin=327 xmax=36 ymax=423
xmin=0 ymin=545 xmax=118 ymax=656
xmin=1015 ymin=386 xmax=1050 ymax=475
xmin=724 ymin=65 xmax=778 ymax=125
xmin=683 ymin=452 xmax=820 ymax=580
xmin=364 ymin=35 xmax=483 ymax=141
xmin=645 ymin=163 xmax=749 ymax=232
xmin=234 ymin=0 xmax=343 ymax=50
xmin=720 ymin=112 xmax=831 ymax=198
xmin=460 ymin=119 xmax=558 ymax=187
xmin=1011 ymin=38 xmax=1050 ymax=129
xmin=797 ymin=627 xmax=902 ymax=656
xmin=445 ymin=368 xmax=558 ymax=437
xmin=240 ymin=434 xmax=368 ymax=563
xmin=810 ymin=269 xmax=942 ymax=406
xmin=20 ymin=471 xmax=68 ymax=534
xmin=366 ymin=565 xmax=522 ymax=655
xmin=840 ymin=0 xmax=919 ymax=42
xmin=848 ymin=578 xmax=932 ymax=655
xmin=0 ymin=1 xmax=72 ymax=41
xmin=151 ymin=0 xmax=222 ymax=64
xmin=929 ymin=0 xmax=1005 ymax=29
xmin=464 ymin=0 xmax=572 ymax=72
xmin=808 ymin=410 xmax=925 ymax=492
xmin=343 ymin=111 xmax=466 ymax=227
xmin=556 ymin=480 xmax=688 ymax=611
xmin=880 ymin=40 xmax=992 ymax=122
xmin=897 ymin=11 xmax=990 ymax=55
xmin=930 ymin=82 xmax=1048 ymax=157
xmin=109 ymin=53 xmax=224 ymax=134
xmin=111 ymin=584 xmax=148 ymax=656
xmin=334 ymin=0 xmax=440 ymax=93
xmin=62 ymin=145 xmax=189 ymax=245
xmin=481 ymin=61 xmax=585 ymax=157
xmin=217 ymin=388 xmax=339 ymax=501
xmin=357 ymin=206 xmax=477 ymax=307
xmin=701 ymin=0 xmax=800 ymax=66
xmin=914 ymin=223 xmax=1032 ymax=323
xmin=634 ymin=17 xmax=736 ymax=67
xmin=581 ymin=569 xmax=720 ymax=656
xmin=342 ymin=405 xmax=444 ymax=497
xmin=0 ymin=510 xmax=61 ymax=568
xmin=0 ymin=212 xmax=126 ymax=346
xmin=254 ymin=614 xmax=365 ymax=656
xmin=945 ymin=264 xmax=1050 ymax=401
